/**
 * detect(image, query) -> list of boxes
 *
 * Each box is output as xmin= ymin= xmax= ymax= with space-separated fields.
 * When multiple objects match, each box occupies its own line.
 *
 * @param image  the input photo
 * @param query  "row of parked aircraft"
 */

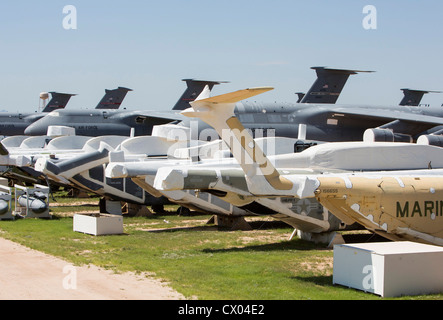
xmin=1 ymin=67 xmax=443 ymax=246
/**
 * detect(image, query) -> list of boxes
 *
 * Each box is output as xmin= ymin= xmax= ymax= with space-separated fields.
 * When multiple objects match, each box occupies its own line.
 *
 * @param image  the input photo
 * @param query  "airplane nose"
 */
xmin=23 ymin=125 xmax=33 ymax=135
xmin=24 ymin=123 xmax=43 ymax=136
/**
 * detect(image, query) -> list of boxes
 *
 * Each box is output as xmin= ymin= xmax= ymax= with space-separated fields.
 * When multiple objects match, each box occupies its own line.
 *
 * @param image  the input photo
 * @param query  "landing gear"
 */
xmin=176 ymin=206 xmax=191 ymax=216
xmin=151 ymin=204 xmax=165 ymax=214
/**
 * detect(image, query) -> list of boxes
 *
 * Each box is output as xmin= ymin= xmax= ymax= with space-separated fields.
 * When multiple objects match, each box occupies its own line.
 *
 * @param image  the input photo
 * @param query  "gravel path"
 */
xmin=0 ymin=237 xmax=185 ymax=300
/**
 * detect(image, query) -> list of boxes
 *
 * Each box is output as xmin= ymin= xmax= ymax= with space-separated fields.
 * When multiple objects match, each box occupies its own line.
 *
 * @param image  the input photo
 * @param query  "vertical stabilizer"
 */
xmin=43 ymin=92 xmax=77 ymax=112
xmin=172 ymin=79 xmax=228 ymax=110
xmin=301 ymin=67 xmax=374 ymax=104
xmin=95 ymin=87 xmax=133 ymax=109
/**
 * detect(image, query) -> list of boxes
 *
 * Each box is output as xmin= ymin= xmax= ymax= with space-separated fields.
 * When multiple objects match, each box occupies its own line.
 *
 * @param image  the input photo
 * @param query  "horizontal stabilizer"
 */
xmin=295 ymin=92 xmax=305 ymax=103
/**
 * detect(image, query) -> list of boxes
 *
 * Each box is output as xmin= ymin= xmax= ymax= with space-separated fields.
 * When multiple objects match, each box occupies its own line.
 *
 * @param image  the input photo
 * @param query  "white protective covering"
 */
xmin=272 ymin=141 xmax=443 ymax=171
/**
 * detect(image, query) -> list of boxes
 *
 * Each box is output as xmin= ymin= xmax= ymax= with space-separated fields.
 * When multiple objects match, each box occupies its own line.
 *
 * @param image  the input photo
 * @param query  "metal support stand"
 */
xmin=13 ymin=184 xmax=51 ymax=219
xmin=0 ymin=185 xmax=13 ymax=220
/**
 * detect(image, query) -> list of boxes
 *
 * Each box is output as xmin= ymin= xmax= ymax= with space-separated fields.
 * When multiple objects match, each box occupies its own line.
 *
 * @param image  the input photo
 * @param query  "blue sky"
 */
xmin=0 ymin=0 xmax=442 ymax=112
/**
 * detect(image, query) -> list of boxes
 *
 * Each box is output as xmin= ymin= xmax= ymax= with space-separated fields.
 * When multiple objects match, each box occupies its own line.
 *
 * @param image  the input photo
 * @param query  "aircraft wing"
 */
xmin=325 ymin=106 xmax=443 ymax=136
xmin=133 ymin=111 xmax=186 ymax=125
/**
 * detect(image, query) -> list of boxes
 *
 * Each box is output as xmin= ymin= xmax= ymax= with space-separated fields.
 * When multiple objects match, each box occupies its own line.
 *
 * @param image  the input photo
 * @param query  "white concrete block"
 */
xmin=73 ymin=213 xmax=124 ymax=236
xmin=333 ymin=241 xmax=443 ymax=297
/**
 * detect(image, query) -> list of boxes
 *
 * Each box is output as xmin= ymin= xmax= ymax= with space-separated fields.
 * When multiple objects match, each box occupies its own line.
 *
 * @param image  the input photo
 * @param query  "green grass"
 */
xmin=0 ymin=194 xmax=442 ymax=300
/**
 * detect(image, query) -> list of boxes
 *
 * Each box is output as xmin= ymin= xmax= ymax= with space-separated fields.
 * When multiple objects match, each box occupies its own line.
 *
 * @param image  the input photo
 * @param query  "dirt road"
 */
xmin=0 ymin=237 xmax=185 ymax=300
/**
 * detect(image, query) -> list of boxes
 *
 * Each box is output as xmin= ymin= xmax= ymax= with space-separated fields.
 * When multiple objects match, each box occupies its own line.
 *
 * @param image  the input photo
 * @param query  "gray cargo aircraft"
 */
xmin=0 ymin=87 xmax=134 ymax=137
xmin=23 ymin=68 xmax=366 ymax=138
xmin=191 ymin=88 xmax=443 ymax=144
xmin=295 ymin=86 xmax=437 ymax=106
xmin=24 ymin=79 xmax=227 ymax=137
xmin=0 ymin=80 xmax=226 ymax=190
xmin=0 ymin=92 xmax=76 ymax=136
xmin=159 ymin=86 xmax=443 ymax=245
xmin=141 ymin=68 xmax=443 ymax=144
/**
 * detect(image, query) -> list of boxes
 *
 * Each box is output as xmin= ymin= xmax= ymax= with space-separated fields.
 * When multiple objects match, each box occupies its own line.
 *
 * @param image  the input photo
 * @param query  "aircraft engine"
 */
xmin=417 ymin=135 xmax=443 ymax=147
xmin=363 ymin=128 xmax=412 ymax=143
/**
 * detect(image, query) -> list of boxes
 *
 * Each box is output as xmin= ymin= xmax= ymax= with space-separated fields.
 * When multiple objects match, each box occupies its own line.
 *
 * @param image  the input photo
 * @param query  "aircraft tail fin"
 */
xmin=399 ymin=89 xmax=442 ymax=106
xmin=183 ymin=87 xmax=295 ymax=195
xmin=172 ymin=79 xmax=228 ymax=111
xmin=95 ymin=87 xmax=133 ymax=109
xmin=43 ymin=92 xmax=77 ymax=112
xmin=301 ymin=67 xmax=374 ymax=104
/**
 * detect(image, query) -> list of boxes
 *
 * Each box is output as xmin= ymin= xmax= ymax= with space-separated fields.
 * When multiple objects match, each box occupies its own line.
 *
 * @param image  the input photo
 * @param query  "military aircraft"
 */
xmin=8 ymin=69 xmax=363 ymax=215
xmin=31 ymin=67 xmax=371 ymax=216
xmin=303 ymin=170 xmax=443 ymax=246
xmin=0 ymin=91 xmax=76 ymax=136
xmin=0 ymin=87 xmax=136 ymax=137
xmin=23 ymin=79 xmax=226 ymax=137
xmin=22 ymin=67 xmax=372 ymax=139
xmin=0 ymin=80 xmax=228 ymax=212
xmin=0 ymin=133 xmax=171 ymax=214
xmin=154 ymin=76 xmax=443 ymax=146
xmin=102 ymin=125 xmax=443 ymax=242
xmin=100 ymin=75 xmax=443 ymax=235
xmin=296 ymin=87 xmax=436 ymax=107
xmin=0 ymin=79 xmax=224 ymax=189
xmin=104 ymin=136 xmax=356 ymax=237
xmin=33 ymin=135 xmax=175 ymax=214
xmin=151 ymin=87 xmax=443 ymax=245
